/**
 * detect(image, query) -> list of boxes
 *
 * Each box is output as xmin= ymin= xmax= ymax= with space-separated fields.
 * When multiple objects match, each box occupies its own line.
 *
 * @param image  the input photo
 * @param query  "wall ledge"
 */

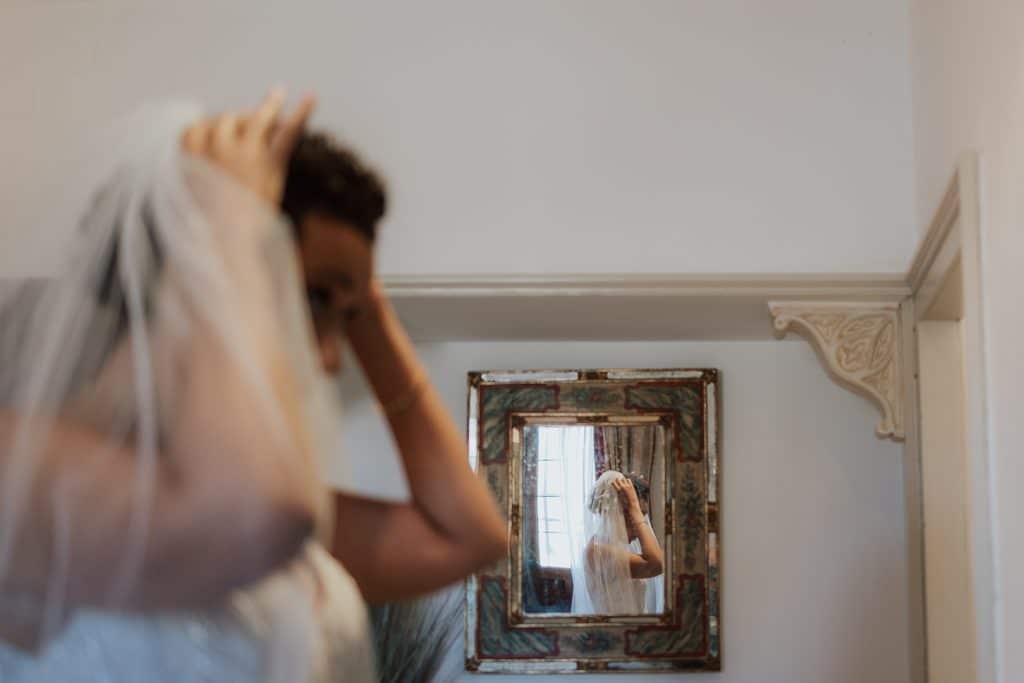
xmin=383 ymin=273 xmax=908 ymax=342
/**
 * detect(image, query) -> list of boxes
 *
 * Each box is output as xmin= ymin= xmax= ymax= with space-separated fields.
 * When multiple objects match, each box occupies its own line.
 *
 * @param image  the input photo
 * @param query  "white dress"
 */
xmin=583 ymin=515 xmax=664 ymax=615
xmin=0 ymin=543 xmax=376 ymax=682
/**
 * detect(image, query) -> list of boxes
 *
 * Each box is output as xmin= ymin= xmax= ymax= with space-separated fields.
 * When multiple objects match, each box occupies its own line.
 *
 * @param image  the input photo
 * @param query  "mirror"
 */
xmin=465 ymin=369 xmax=720 ymax=674
xmin=521 ymin=422 xmax=667 ymax=616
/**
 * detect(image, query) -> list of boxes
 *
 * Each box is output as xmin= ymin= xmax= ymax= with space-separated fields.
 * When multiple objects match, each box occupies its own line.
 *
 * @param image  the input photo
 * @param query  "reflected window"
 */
xmin=536 ymin=425 xmax=594 ymax=568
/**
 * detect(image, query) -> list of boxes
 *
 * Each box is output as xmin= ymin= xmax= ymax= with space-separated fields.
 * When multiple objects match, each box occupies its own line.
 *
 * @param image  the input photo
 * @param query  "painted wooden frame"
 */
xmin=464 ymin=368 xmax=721 ymax=674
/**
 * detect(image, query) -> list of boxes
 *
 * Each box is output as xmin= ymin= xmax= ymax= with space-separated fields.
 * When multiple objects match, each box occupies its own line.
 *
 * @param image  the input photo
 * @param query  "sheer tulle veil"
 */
xmin=574 ymin=470 xmax=645 ymax=615
xmin=0 ymin=102 xmax=345 ymax=674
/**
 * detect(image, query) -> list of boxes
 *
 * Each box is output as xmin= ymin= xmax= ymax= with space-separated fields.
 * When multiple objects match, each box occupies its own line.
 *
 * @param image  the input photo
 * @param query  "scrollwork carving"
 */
xmin=769 ymin=302 xmax=904 ymax=441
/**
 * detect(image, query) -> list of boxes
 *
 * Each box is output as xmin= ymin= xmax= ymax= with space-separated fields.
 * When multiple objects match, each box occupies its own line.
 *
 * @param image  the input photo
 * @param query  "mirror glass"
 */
xmin=520 ymin=422 xmax=667 ymax=616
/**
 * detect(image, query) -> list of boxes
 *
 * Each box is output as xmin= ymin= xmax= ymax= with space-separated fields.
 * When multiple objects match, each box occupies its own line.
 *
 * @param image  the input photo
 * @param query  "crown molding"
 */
xmin=906 ymin=171 xmax=961 ymax=293
xmin=381 ymin=273 xmax=909 ymax=342
xmin=384 ymin=273 xmax=910 ymax=299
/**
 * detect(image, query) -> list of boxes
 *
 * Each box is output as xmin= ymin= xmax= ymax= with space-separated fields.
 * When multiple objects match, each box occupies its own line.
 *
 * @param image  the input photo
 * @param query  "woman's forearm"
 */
xmin=0 ymin=280 xmax=323 ymax=614
xmin=345 ymin=287 xmax=506 ymax=563
xmin=174 ymin=283 xmax=324 ymax=523
xmin=627 ymin=510 xmax=664 ymax=578
xmin=0 ymin=410 xmax=311 ymax=614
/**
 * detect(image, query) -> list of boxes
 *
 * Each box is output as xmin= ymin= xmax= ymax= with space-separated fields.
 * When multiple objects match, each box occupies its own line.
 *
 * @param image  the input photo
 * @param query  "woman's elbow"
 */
xmin=458 ymin=523 xmax=506 ymax=575
xmin=255 ymin=499 xmax=317 ymax=570
xmin=480 ymin=525 xmax=507 ymax=566
xmin=209 ymin=450 xmax=321 ymax=583
xmin=647 ymin=559 xmax=665 ymax=579
xmin=232 ymin=495 xmax=317 ymax=583
xmin=635 ymin=558 xmax=664 ymax=580
xmin=186 ymin=490 xmax=317 ymax=600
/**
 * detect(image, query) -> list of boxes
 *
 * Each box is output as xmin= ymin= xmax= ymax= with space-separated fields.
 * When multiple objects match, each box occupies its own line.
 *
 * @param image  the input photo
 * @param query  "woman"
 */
xmin=575 ymin=471 xmax=664 ymax=615
xmin=0 ymin=91 xmax=505 ymax=680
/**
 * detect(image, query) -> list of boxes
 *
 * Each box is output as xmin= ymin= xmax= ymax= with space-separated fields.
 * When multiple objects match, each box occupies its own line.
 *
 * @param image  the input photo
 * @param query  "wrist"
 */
xmin=379 ymin=371 xmax=428 ymax=418
xmin=365 ymin=279 xmax=388 ymax=308
xmin=343 ymin=283 xmax=424 ymax=407
xmin=345 ymin=294 xmax=386 ymax=354
xmin=348 ymin=283 xmax=388 ymax=334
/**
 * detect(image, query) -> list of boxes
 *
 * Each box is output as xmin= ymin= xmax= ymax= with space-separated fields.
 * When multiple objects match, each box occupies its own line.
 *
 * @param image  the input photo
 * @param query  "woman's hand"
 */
xmin=612 ymin=477 xmax=643 ymax=517
xmin=181 ymin=89 xmax=315 ymax=205
xmin=610 ymin=477 xmax=663 ymax=578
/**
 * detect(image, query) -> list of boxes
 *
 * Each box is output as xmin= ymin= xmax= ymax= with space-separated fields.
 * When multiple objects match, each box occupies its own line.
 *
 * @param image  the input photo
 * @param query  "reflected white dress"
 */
xmin=583 ymin=515 xmax=664 ymax=615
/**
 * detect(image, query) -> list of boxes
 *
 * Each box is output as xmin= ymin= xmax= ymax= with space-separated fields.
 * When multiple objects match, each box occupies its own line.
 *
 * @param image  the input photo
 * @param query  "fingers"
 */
xmin=611 ymin=479 xmax=631 ymax=499
xmin=249 ymin=88 xmax=286 ymax=142
xmin=182 ymin=112 xmax=240 ymax=155
xmin=183 ymin=89 xmax=314 ymax=154
xmin=178 ymin=89 xmax=315 ymax=204
xmin=181 ymin=119 xmax=212 ymax=155
xmin=612 ymin=478 xmax=637 ymax=506
xmin=270 ymin=93 xmax=316 ymax=160
xmin=213 ymin=112 xmax=243 ymax=149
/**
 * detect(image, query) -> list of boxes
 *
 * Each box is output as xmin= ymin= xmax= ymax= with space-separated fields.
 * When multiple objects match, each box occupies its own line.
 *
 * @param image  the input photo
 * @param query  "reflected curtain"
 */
xmin=598 ymin=425 xmax=659 ymax=481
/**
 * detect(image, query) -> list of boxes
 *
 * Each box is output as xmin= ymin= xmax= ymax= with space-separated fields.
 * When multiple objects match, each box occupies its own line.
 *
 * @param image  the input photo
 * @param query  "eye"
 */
xmin=306 ymin=286 xmax=332 ymax=316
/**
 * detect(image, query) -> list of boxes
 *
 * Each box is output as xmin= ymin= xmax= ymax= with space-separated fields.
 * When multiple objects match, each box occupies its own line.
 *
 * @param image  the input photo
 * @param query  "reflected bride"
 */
xmin=573 ymin=471 xmax=665 ymax=615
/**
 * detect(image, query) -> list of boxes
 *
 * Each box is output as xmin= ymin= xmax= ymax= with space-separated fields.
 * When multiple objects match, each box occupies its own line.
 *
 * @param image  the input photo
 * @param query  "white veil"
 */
xmin=0 ymin=104 xmax=342 ymax=676
xmin=572 ymin=470 xmax=645 ymax=615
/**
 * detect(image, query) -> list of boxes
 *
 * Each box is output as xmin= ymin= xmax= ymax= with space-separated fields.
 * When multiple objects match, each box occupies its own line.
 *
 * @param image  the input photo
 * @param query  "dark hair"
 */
xmin=91 ymin=131 xmax=386 ymax=357
xmin=626 ymin=473 xmax=651 ymax=504
xmin=282 ymin=131 xmax=387 ymax=242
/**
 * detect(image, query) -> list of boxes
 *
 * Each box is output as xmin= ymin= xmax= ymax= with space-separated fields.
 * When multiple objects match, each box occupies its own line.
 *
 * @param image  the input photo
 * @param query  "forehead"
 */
xmin=297 ymin=213 xmax=374 ymax=283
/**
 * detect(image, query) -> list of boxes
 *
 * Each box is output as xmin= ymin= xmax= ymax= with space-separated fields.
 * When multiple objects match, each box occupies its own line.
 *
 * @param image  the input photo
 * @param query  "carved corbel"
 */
xmin=769 ymin=302 xmax=904 ymax=441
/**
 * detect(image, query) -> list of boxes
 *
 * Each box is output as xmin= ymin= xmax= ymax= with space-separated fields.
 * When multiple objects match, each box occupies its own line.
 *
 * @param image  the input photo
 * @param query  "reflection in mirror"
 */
xmin=467 ymin=369 xmax=719 ymax=672
xmin=521 ymin=423 xmax=667 ymax=617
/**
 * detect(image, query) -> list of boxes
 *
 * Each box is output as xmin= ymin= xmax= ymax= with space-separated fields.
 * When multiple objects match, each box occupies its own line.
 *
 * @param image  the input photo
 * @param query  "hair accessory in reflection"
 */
xmin=587 ymin=470 xmax=626 ymax=514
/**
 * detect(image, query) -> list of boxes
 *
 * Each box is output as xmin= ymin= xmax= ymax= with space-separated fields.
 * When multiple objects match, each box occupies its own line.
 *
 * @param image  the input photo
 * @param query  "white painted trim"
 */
xmin=382 ymin=273 xmax=909 ymax=342
xmin=954 ymin=154 xmax=997 ymax=683
xmin=904 ymin=153 xmax=995 ymax=683
xmin=907 ymin=174 xmax=962 ymax=293
xmin=384 ymin=272 xmax=910 ymax=299
xmin=900 ymin=298 xmax=928 ymax=683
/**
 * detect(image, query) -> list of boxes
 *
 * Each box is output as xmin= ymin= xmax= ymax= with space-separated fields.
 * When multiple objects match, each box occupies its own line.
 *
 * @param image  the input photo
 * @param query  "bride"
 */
xmin=573 ymin=471 xmax=665 ymax=615
xmin=0 ymin=91 xmax=506 ymax=681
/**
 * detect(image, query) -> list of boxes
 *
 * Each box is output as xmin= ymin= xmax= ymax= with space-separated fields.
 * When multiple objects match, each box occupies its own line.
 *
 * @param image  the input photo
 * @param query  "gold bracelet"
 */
xmin=380 ymin=373 xmax=427 ymax=417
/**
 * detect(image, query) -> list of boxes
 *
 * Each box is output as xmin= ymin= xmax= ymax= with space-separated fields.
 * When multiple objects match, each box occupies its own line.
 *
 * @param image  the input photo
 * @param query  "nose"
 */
xmin=318 ymin=331 xmax=343 ymax=376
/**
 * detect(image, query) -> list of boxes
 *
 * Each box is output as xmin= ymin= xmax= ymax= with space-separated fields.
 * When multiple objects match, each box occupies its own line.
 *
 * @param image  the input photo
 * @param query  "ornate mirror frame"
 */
xmin=464 ymin=369 xmax=721 ymax=674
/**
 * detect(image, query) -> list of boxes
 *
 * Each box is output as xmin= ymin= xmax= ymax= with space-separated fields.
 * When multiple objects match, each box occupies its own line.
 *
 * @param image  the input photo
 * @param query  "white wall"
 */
xmin=907 ymin=2 xmax=1024 ymax=681
xmin=0 ymin=3 xmax=921 ymax=679
xmin=339 ymin=340 xmax=910 ymax=683
xmin=0 ymin=0 xmax=917 ymax=277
